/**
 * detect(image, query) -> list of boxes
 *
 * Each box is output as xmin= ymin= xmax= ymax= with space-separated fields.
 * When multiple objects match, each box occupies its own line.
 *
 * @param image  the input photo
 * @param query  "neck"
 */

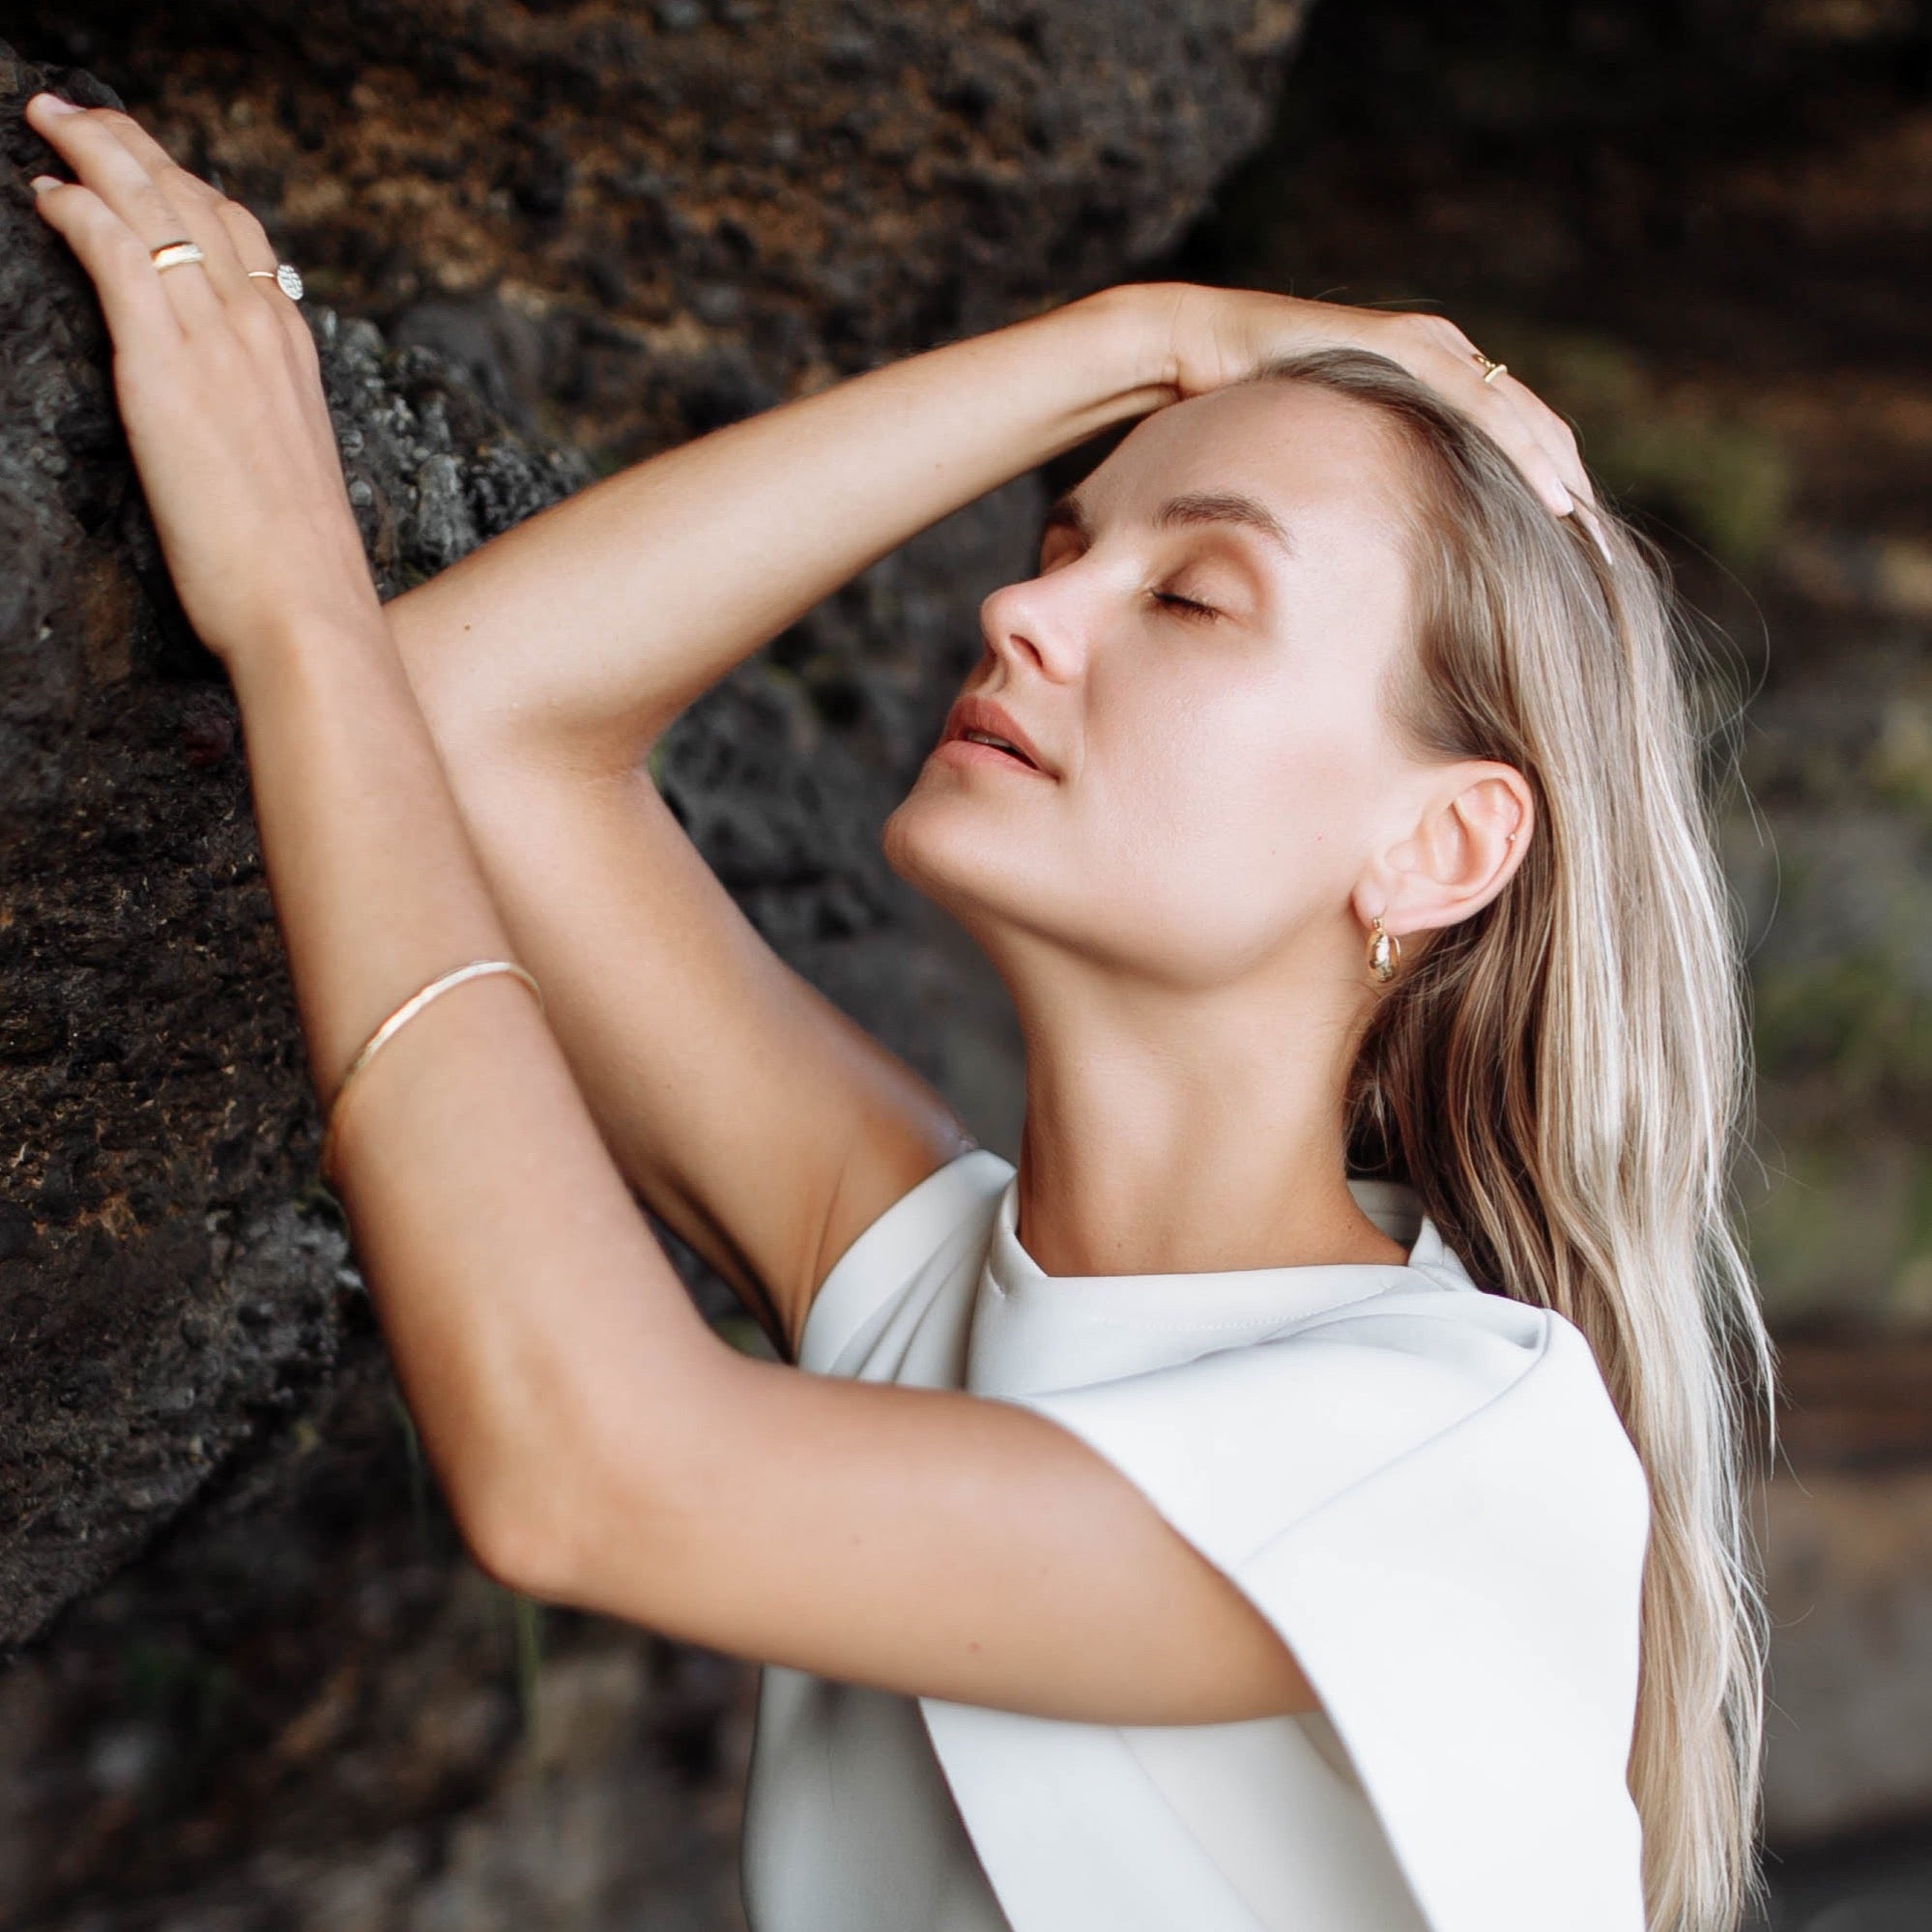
xmin=1000 ymin=954 xmax=1411 ymax=1280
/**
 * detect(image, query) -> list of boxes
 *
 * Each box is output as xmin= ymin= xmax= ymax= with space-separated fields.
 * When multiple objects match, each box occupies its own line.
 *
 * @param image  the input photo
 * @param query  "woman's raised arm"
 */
xmin=390 ymin=280 xmax=1593 ymax=771
xmin=388 ymin=284 xmax=1183 ymax=769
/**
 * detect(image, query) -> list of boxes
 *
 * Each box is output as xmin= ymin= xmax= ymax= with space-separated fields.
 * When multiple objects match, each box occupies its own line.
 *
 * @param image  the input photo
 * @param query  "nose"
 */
xmin=977 ymin=566 xmax=1087 ymax=682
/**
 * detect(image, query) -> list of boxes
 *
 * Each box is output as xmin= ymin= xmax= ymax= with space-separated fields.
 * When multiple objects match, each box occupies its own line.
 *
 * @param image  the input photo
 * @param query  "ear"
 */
xmin=1357 ymin=762 xmax=1534 ymax=941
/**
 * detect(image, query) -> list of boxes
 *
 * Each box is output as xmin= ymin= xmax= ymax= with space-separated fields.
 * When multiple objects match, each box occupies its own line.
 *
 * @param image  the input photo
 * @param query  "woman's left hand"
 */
xmin=23 ymin=93 xmax=386 ymax=670
xmin=1150 ymin=281 xmax=1596 ymax=524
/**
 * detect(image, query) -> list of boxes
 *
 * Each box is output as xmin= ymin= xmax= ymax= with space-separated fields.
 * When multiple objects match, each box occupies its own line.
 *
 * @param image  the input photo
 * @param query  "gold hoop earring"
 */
xmin=1367 ymin=914 xmax=1401 ymax=985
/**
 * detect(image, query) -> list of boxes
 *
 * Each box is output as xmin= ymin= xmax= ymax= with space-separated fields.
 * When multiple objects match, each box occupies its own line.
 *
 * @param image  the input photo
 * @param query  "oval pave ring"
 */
xmin=247 ymin=263 xmax=305 ymax=302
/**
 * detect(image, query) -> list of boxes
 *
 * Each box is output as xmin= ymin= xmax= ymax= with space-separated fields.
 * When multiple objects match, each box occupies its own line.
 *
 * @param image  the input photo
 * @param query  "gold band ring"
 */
xmin=1475 ymin=353 xmax=1508 ymax=385
xmin=150 ymin=238 xmax=206 ymax=274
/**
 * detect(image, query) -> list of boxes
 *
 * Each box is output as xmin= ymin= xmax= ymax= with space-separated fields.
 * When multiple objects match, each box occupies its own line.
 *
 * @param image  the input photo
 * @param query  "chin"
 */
xmin=881 ymin=788 xmax=1047 ymax=937
xmin=882 ymin=788 xmax=979 ymax=902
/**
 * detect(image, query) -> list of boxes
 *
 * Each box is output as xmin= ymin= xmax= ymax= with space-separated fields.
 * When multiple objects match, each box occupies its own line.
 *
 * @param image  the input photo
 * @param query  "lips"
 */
xmin=941 ymin=694 xmax=1054 ymax=776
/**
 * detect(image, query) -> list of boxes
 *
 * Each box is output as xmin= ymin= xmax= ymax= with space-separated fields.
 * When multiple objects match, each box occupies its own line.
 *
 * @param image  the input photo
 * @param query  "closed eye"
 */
xmin=1153 ymin=591 xmax=1220 ymax=621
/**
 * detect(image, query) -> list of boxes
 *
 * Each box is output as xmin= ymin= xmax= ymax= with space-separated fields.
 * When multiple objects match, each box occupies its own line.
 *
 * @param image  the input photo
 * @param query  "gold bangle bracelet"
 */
xmin=319 ymin=959 xmax=544 ymax=1191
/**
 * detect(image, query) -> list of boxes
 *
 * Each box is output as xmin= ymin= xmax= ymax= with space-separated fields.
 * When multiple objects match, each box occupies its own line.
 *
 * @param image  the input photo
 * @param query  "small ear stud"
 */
xmin=1367 ymin=914 xmax=1401 ymax=985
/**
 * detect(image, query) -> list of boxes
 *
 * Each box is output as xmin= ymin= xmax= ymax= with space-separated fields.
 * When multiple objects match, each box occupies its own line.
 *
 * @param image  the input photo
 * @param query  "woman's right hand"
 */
xmin=1140 ymin=281 xmax=1594 ymax=522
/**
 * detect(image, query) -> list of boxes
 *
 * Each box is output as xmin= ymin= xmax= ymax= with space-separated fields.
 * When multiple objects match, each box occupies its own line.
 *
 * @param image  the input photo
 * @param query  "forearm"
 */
xmin=387 ymin=280 xmax=1181 ymax=767
xmin=231 ymin=614 xmax=718 ymax=1565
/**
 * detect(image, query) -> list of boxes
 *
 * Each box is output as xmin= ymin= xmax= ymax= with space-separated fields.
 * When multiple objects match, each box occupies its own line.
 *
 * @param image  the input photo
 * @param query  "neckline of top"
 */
xmin=981 ymin=1163 xmax=1481 ymax=1312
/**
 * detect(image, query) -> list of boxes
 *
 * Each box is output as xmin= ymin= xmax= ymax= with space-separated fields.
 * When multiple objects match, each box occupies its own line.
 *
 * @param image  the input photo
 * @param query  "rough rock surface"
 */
xmin=7 ymin=0 xmax=1307 ymax=468
xmin=0 ymin=0 xmax=1309 ymax=1657
xmin=0 ymin=8 xmax=1310 ymax=1921
xmin=0 ymin=43 xmax=594 ymax=1658
xmin=0 ymin=1329 xmax=763 ymax=1929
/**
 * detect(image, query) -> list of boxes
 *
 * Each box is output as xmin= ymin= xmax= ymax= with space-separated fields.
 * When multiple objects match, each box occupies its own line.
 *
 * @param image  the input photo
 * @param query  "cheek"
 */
xmin=1135 ymin=673 xmax=1378 ymax=872
xmin=1068 ymin=673 xmax=1384 ymax=971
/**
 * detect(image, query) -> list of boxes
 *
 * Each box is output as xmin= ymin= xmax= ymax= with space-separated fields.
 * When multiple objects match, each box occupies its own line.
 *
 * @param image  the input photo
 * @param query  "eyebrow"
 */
xmin=1039 ymin=488 xmax=1296 ymax=561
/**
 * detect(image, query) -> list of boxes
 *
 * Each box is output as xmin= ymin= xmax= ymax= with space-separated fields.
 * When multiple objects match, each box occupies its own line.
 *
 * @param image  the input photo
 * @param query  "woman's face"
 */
xmin=882 ymin=380 xmax=1428 ymax=992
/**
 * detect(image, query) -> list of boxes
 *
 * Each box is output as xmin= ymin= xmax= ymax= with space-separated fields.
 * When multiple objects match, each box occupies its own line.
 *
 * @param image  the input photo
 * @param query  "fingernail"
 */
xmin=34 ymin=93 xmax=82 ymax=115
xmin=29 ymin=174 xmax=61 ymax=192
xmin=1575 ymin=506 xmax=1614 ymax=568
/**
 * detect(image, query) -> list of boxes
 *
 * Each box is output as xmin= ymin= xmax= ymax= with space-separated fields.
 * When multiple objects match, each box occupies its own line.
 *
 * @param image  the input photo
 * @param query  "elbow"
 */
xmin=463 ymin=1501 xmax=560 ymax=1600
xmin=450 ymin=1452 xmax=581 ymax=1602
xmin=453 ymin=1421 xmax=680 ymax=1612
xmin=461 ymin=1337 xmax=755 ymax=1616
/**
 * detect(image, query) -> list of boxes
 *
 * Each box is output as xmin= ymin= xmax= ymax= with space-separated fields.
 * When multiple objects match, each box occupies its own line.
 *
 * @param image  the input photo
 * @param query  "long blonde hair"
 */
xmin=1242 ymin=347 xmax=1778 ymax=1932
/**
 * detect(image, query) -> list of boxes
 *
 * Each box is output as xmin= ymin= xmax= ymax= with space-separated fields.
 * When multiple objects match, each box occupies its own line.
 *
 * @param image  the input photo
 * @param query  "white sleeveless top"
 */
xmin=738 ymin=1148 xmax=1650 ymax=1932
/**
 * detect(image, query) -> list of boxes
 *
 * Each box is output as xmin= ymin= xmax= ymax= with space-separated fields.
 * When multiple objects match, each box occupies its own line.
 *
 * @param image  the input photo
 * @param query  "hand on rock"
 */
xmin=23 ymin=92 xmax=385 ymax=670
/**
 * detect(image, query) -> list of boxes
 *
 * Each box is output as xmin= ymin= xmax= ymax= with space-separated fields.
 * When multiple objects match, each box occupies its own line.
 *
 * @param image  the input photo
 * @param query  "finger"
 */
xmin=1472 ymin=372 xmax=1583 ymax=515
xmin=1465 ymin=366 xmax=1595 ymax=516
xmin=1421 ymin=313 xmax=1485 ymax=364
xmin=1377 ymin=313 xmax=1573 ymax=515
xmin=84 ymin=101 xmax=276 ymax=313
xmin=1404 ymin=314 xmax=1596 ymax=512
xmin=1569 ymin=498 xmax=1616 ymax=569
xmin=1489 ymin=371 xmax=1596 ymax=509
xmin=25 ymin=96 xmax=231 ymax=326
xmin=27 ymin=175 xmax=187 ymax=350
xmin=207 ymin=197 xmax=312 ymax=351
xmin=1436 ymin=352 xmax=1578 ymax=516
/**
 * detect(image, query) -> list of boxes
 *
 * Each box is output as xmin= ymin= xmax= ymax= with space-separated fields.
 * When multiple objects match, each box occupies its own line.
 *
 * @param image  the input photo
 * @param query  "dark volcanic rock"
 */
xmin=0 ymin=8 xmax=1311 ymax=1914
xmin=0 ymin=37 xmax=1037 ymax=1666
xmin=0 ymin=1326 xmax=762 ymax=1929
xmin=0 ymin=2 xmax=1309 ymax=1655
xmin=0 ymin=42 xmax=601 ymax=1655
xmin=6 ymin=0 xmax=1309 ymax=465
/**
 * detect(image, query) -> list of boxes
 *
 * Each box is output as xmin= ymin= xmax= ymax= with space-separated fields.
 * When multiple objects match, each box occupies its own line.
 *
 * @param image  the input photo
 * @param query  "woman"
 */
xmin=24 ymin=87 xmax=1773 ymax=1932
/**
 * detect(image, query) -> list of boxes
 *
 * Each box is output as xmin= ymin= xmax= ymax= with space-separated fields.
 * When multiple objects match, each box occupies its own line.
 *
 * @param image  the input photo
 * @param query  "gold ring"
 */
xmin=150 ymin=239 xmax=206 ymax=274
xmin=1476 ymin=355 xmax=1508 ymax=385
